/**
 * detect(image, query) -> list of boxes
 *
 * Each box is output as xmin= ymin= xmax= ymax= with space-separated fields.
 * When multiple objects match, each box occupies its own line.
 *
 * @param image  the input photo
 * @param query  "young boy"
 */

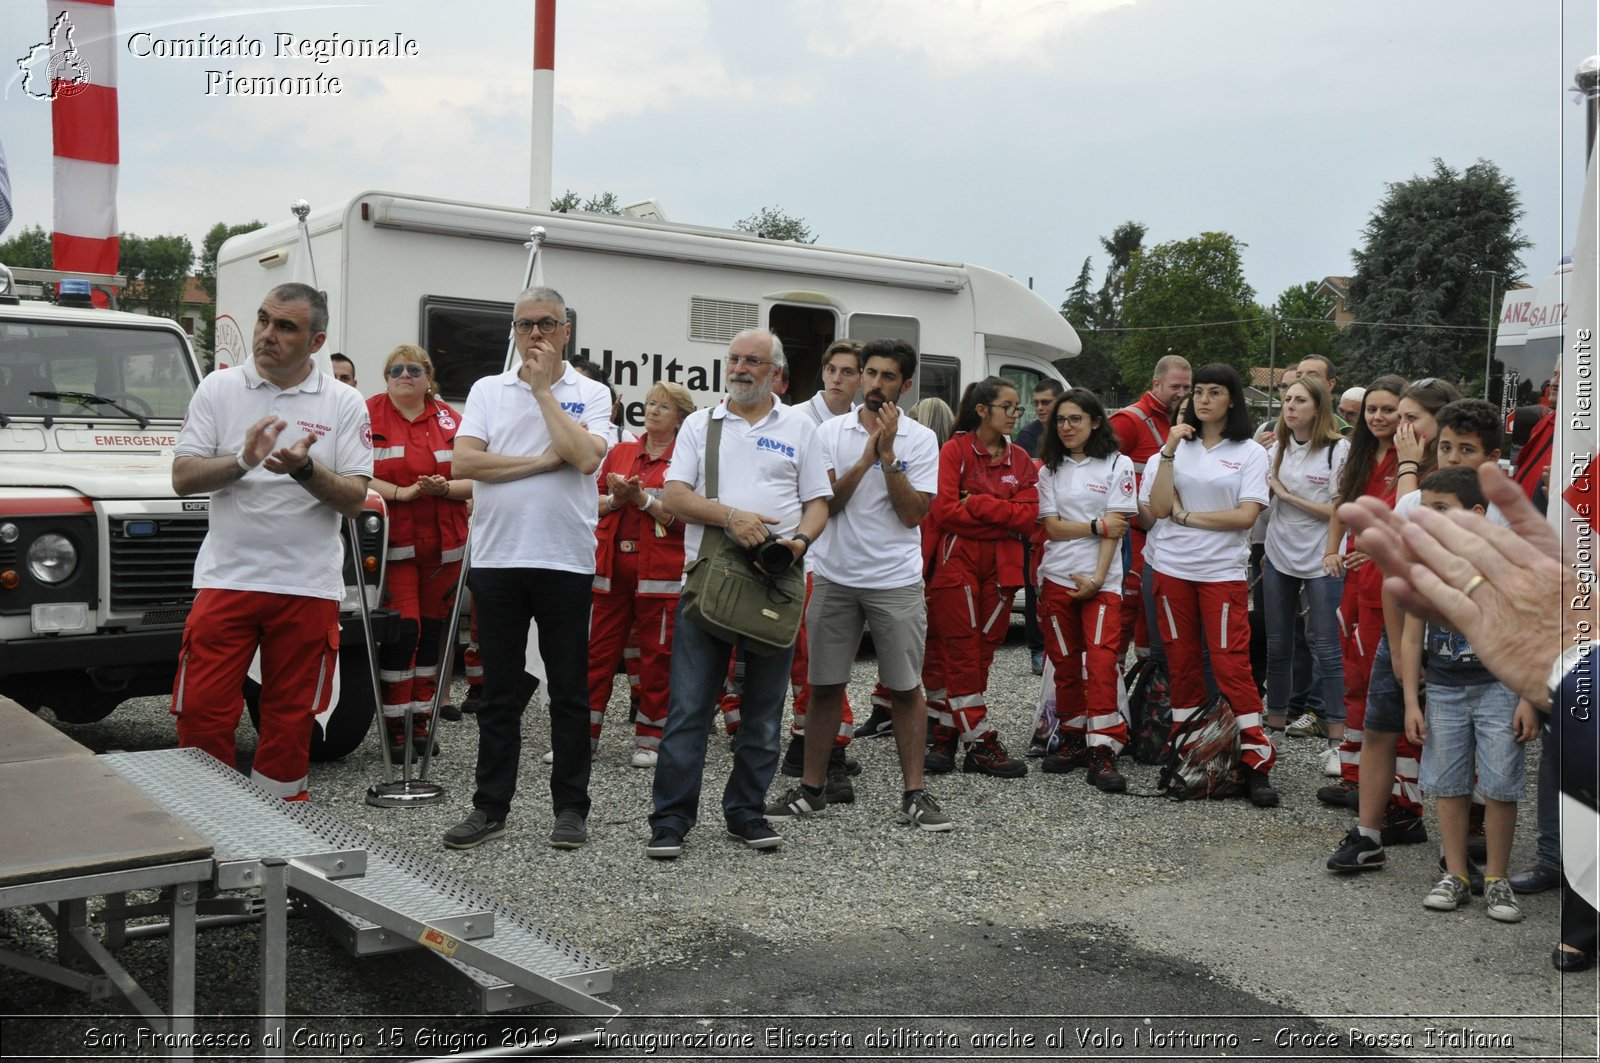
xmin=1399 ymin=465 xmax=1538 ymax=921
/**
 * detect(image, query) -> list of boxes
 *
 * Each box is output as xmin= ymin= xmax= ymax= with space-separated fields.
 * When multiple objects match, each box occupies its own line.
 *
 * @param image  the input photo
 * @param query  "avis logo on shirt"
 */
xmin=756 ymin=436 xmax=796 ymax=458
xmin=559 ymin=401 xmax=586 ymax=416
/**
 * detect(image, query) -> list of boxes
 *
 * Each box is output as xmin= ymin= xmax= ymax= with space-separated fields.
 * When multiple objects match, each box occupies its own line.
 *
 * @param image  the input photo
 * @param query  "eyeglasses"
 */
xmin=513 ymin=316 xmax=565 ymax=336
xmin=1054 ymin=414 xmax=1089 ymax=427
xmin=386 ymin=364 xmax=427 ymax=379
xmin=727 ymin=354 xmax=772 ymax=368
xmin=986 ymin=402 xmax=1021 ymax=415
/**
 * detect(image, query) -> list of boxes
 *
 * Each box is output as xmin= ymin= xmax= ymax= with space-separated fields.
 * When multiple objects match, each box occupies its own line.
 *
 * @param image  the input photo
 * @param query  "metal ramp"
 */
xmin=101 ymin=749 xmax=614 ymax=1019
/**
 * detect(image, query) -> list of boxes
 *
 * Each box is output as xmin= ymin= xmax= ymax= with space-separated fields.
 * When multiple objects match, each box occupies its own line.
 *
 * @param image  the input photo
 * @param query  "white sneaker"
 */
xmin=630 ymin=748 xmax=658 ymax=768
xmin=541 ymin=749 xmax=554 ymax=765
xmin=1322 ymin=747 xmax=1342 ymax=777
xmin=1286 ymin=711 xmax=1327 ymax=738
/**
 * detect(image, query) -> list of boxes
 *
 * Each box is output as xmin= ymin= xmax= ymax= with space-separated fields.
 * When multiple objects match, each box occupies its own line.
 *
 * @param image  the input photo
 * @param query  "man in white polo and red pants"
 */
xmin=170 ymin=283 xmax=373 ymax=801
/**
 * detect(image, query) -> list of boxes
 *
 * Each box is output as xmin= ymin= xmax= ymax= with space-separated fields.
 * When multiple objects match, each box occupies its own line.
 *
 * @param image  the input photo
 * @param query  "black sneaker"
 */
xmin=1316 ymin=779 xmax=1358 ymax=808
xmin=764 ymin=785 xmax=826 ymax=821
xmin=1245 ymin=767 xmax=1279 ymax=808
xmin=780 ymin=735 xmax=806 ymax=777
xmin=443 ymin=810 xmax=506 ymax=850
xmin=925 ymin=725 xmax=959 ymax=774
xmin=853 ymin=705 xmax=894 ymax=739
xmin=1085 ymin=747 xmax=1127 ymax=793
xmin=1041 ymin=735 xmax=1089 ymax=775
xmin=962 ymin=733 xmax=1028 ymax=778
xmin=825 ymin=751 xmax=856 ymax=805
xmin=1381 ymin=811 xmax=1428 ymax=846
xmin=549 ymin=809 xmax=588 ymax=850
xmin=460 ymin=687 xmax=483 ymax=715
xmin=898 ymin=790 xmax=954 ymax=832
xmin=1327 ymin=828 xmax=1385 ymax=872
xmin=440 ymin=702 xmax=463 ymax=722
xmin=646 ymin=827 xmax=682 ymax=860
xmin=727 ymin=818 xmax=782 ymax=850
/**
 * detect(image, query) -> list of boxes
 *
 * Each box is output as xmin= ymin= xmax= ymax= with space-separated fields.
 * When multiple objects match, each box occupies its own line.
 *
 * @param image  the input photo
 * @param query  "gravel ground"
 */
xmin=3 ymin=626 xmax=1597 ymax=1061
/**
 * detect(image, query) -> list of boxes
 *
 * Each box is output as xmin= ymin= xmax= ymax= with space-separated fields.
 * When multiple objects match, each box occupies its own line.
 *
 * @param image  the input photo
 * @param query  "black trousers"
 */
xmin=468 ymin=566 xmax=594 ymax=821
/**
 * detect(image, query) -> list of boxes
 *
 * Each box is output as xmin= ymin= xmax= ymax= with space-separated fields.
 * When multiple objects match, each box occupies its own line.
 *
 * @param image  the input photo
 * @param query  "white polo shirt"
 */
xmin=1394 ymin=486 xmax=1509 ymax=527
xmin=175 ymin=358 xmax=373 ymax=601
xmin=1139 ymin=453 xmax=1169 ymax=571
xmin=668 ymin=399 xmax=832 ymax=571
xmin=458 ymin=363 xmax=614 ymax=573
xmin=1264 ymin=437 xmax=1349 ymax=579
xmin=809 ymin=410 xmax=939 ymax=589
xmin=1148 ymin=438 xmax=1270 ymax=584
xmin=800 ymin=392 xmax=854 ymax=427
xmin=1037 ymin=452 xmax=1138 ymax=591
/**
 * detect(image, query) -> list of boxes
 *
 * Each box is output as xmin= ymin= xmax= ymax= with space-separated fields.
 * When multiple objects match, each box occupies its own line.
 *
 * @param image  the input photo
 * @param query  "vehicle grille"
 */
xmin=109 ymin=516 xmax=207 ymax=611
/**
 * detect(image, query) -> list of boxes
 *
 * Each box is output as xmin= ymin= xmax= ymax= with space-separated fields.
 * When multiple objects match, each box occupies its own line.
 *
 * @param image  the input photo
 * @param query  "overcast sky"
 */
xmin=2 ymin=0 xmax=1595 ymax=307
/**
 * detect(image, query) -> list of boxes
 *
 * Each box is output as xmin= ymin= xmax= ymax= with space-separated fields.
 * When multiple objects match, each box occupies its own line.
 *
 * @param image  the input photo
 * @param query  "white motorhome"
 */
xmin=214 ymin=193 xmax=1080 ymax=424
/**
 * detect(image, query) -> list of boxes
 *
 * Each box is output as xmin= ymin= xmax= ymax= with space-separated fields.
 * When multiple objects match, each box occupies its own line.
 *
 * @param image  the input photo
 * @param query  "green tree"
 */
xmin=734 ymin=206 xmax=816 ymax=243
xmin=1116 ymin=231 xmax=1257 ymax=385
xmin=0 ymin=224 xmax=52 ymax=268
xmin=551 ymin=190 xmax=621 ymax=214
xmin=195 ymin=220 xmax=264 ymax=368
xmin=118 ymin=233 xmax=194 ymax=322
xmin=1057 ymin=255 xmax=1124 ymax=402
xmin=1094 ymin=220 xmax=1146 ymax=327
xmin=1264 ymin=281 xmax=1338 ymax=367
xmin=1337 ymin=158 xmax=1529 ymax=388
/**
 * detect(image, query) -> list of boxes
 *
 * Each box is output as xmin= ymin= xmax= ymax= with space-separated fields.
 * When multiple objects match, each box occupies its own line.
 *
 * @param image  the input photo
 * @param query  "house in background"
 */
xmin=1315 ymin=276 xmax=1355 ymax=328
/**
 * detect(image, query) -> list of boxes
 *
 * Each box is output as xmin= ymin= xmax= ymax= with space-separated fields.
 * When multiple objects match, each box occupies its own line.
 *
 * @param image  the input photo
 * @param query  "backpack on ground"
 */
xmin=1157 ymin=693 xmax=1244 ymax=800
xmin=1123 ymin=657 xmax=1173 ymax=765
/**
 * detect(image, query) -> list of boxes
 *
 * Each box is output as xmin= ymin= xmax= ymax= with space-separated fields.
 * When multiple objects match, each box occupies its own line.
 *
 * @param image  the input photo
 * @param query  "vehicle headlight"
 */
xmin=0 ymin=522 xmax=18 ymax=544
xmin=361 ymin=513 xmax=382 ymax=535
xmin=26 ymin=533 xmax=78 ymax=584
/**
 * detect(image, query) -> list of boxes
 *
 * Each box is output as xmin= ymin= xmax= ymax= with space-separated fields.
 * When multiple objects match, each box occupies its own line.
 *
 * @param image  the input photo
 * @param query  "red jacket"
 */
xmin=928 ymin=432 xmax=1039 ymax=589
xmin=592 ymin=439 xmax=684 ymax=597
xmin=367 ymin=395 xmax=468 ymax=561
xmin=1109 ymin=391 xmax=1172 ymax=477
xmin=1512 ymin=409 xmax=1555 ymax=501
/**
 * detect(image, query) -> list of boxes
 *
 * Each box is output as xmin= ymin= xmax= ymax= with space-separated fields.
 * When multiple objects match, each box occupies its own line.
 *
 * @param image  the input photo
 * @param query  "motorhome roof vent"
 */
xmin=689 ymin=297 xmax=759 ymax=343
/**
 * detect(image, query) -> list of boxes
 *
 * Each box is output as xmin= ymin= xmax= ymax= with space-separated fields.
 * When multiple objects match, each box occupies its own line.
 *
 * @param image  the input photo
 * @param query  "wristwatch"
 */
xmin=290 ymin=455 xmax=315 ymax=483
xmin=793 ymin=532 xmax=813 ymax=552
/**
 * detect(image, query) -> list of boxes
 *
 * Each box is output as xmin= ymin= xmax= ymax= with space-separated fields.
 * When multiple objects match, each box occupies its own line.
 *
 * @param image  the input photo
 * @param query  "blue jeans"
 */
xmin=649 ymin=602 xmax=795 ymax=836
xmin=1533 ymin=719 xmax=1563 ymax=869
xmin=1261 ymin=560 xmax=1345 ymax=723
xmin=1419 ymin=680 xmax=1525 ymax=801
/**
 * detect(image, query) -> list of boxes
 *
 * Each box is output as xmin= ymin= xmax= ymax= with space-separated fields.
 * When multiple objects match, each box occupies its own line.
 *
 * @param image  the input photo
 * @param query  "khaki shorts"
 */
xmin=806 ymin=576 xmax=926 ymax=691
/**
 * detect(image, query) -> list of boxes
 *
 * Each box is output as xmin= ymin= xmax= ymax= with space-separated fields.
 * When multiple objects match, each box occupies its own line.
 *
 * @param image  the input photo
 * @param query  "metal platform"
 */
xmin=101 ymin=749 xmax=614 ymax=1019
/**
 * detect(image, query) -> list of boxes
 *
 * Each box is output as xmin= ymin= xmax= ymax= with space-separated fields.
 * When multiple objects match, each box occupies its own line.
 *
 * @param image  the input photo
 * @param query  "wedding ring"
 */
xmin=1462 ymin=574 xmax=1487 ymax=598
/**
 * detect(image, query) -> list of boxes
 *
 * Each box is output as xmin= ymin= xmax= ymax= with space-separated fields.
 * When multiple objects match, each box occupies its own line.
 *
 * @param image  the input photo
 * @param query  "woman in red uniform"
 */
xmin=1319 ymin=374 xmax=1405 ymax=806
xmin=924 ymin=376 xmax=1038 ymax=778
xmin=366 ymin=345 xmax=471 ymax=760
xmin=586 ymin=382 xmax=695 ymax=767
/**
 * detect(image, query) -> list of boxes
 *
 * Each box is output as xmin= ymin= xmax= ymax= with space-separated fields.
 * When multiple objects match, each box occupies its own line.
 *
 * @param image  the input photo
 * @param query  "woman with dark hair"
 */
xmin=1034 ymin=389 xmax=1137 ymax=791
xmin=1263 ymin=375 xmax=1350 ymax=776
xmin=923 ymin=376 xmax=1038 ymax=778
xmin=1318 ymin=374 xmax=1406 ymax=809
xmin=1147 ymin=363 xmax=1278 ymax=806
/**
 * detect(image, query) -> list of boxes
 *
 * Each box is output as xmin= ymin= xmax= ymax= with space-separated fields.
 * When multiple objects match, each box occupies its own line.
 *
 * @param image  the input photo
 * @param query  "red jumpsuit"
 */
xmin=924 ymin=432 xmax=1038 ymax=742
xmin=368 ymin=396 xmax=468 ymax=745
xmin=589 ymin=440 xmax=684 ymax=751
xmin=1109 ymin=392 xmax=1171 ymax=656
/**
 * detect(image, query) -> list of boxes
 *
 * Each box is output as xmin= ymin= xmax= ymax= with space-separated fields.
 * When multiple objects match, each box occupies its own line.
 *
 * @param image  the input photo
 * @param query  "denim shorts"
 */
xmin=1362 ymin=634 xmax=1406 ymax=734
xmin=1418 ymin=680 xmax=1526 ymax=801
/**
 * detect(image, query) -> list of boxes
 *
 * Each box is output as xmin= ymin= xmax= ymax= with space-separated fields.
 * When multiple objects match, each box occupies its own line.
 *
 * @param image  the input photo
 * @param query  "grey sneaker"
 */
xmin=549 ymin=809 xmax=588 ymax=850
xmin=1285 ymin=711 xmax=1327 ymax=738
xmin=764 ymin=785 xmax=826 ymax=821
xmin=1484 ymin=878 xmax=1525 ymax=923
xmin=898 ymin=790 xmax=954 ymax=832
xmin=442 ymin=810 xmax=506 ymax=850
xmin=1423 ymin=873 xmax=1472 ymax=912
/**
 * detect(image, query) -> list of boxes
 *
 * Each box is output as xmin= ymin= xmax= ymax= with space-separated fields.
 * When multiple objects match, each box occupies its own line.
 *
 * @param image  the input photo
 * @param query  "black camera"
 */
xmin=748 ymin=534 xmax=795 ymax=576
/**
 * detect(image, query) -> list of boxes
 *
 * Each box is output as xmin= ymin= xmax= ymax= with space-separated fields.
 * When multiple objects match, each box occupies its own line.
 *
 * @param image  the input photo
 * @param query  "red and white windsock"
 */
xmin=50 ymin=0 xmax=119 ymax=276
xmin=530 ymin=0 xmax=554 ymax=210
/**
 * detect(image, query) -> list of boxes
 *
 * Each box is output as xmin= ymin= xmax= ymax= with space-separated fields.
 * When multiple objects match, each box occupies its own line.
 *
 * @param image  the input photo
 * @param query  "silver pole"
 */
xmin=416 ymin=528 xmax=472 ymax=780
xmin=348 ymin=516 xmax=392 ymax=779
xmin=1482 ymin=270 xmax=1497 ymax=402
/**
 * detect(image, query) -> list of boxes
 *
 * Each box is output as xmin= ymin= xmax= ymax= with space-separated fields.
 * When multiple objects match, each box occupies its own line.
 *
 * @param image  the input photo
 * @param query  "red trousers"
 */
xmin=1118 ymin=530 xmax=1151 ymax=656
xmin=1336 ymin=574 xmax=1375 ymax=781
xmin=588 ymin=550 xmax=675 ymax=749
xmin=925 ymin=558 xmax=1013 ymax=740
xmin=720 ymin=573 xmax=852 ymax=743
xmin=379 ymin=548 xmax=460 ymax=722
xmin=1039 ymin=582 xmax=1127 ymax=751
xmin=1153 ymin=573 xmax=1274 ymax=773
xmin=171 ymin=589 xmax=339 ymax=800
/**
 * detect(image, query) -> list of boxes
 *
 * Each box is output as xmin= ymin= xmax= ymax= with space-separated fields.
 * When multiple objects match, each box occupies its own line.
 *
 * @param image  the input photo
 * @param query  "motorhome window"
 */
xmin=420 ymin=296 xmax=578 ymax=403
xmin=0 ymin=323 xmax=195 ymax=419
xmin=846 ymin=313 xmax=920 ymax=352
xmin=917 ymin=355 xmax=960 ymax=412
xmin=998 ymin=365 xmax=1045 ymax=439
xmin=768 ymin=303 xmax=838 ymax=406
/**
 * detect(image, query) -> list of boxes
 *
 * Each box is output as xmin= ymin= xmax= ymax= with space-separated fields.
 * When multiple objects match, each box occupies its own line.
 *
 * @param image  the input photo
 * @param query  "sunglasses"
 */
xmin=387 ymin=364 xmax=427 ymax=379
